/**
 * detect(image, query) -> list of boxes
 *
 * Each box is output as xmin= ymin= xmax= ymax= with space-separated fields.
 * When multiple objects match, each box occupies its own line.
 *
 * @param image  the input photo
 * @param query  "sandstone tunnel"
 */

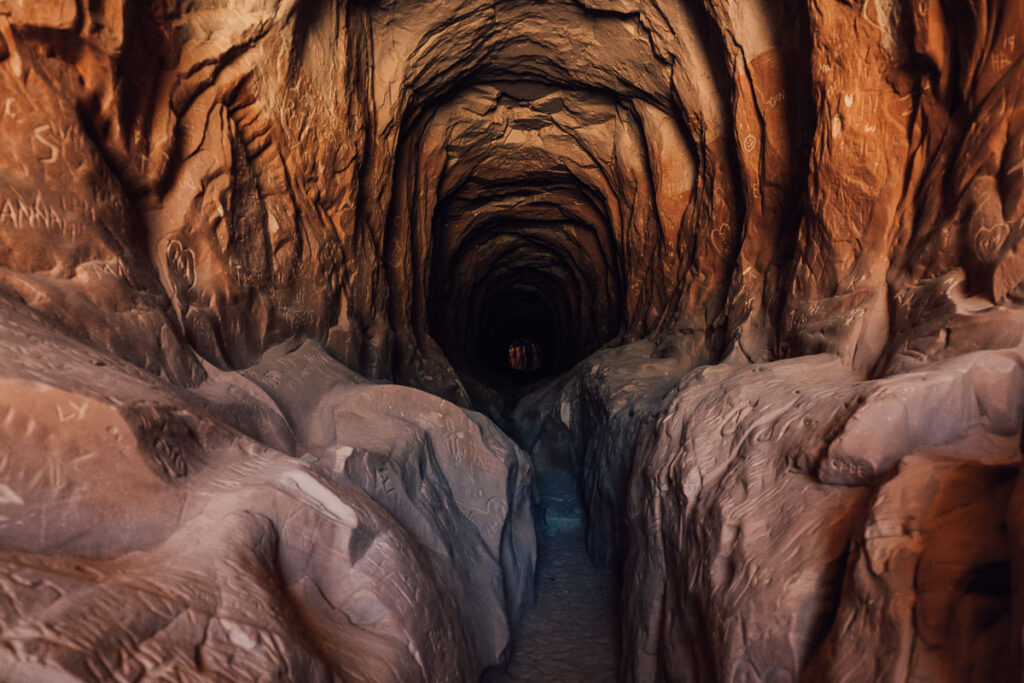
xmin=1 ymin=1 xmax=1024 ymax=681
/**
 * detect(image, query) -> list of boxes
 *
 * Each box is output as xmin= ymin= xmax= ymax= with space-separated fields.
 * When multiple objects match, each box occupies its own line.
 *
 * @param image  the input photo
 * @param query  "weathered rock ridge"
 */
xmin=0 ymin=0 xmax=1023 ymax=680
xmin=0 ymin=296 xmax=535 ymax=680
xmin=513 ymin=274 xmax=1024 ymax=679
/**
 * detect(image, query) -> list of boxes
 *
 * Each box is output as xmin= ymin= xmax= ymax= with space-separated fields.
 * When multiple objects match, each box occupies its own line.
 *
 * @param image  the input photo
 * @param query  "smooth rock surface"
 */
xmin=0 ymin=297 xmax=534 ymax=681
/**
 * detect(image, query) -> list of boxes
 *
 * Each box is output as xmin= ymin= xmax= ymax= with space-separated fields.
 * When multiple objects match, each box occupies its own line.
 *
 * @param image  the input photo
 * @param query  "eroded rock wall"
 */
xmin=514 ymin=274 xmax=1024 ymax=680
xmin=0 ymin=297 xmax=534 ymax=680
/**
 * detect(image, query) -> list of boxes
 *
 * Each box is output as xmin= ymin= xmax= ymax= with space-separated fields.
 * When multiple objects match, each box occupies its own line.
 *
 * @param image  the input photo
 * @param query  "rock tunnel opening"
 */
xmin=425 ymin=171 xmax=628 ymax=405
xmin=386 ymin=66 xmax=695 ymax=413
xmin=427 ymin=219 xmax=624 ymax=400
xmin=396 ymin=68 xmax=698 ymax=678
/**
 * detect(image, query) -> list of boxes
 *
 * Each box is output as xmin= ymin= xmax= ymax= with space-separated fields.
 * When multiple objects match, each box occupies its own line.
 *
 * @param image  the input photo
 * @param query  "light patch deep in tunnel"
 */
xmin=420 ymin=138 xmax=632 ymax=676
xmin=427 ymin=207 xmax=626 ymax=401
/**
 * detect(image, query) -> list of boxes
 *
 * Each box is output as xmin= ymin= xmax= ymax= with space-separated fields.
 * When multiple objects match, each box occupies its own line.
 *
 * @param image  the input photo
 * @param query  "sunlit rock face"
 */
xmin=0 ymin=0 xmax=1023 ymax=680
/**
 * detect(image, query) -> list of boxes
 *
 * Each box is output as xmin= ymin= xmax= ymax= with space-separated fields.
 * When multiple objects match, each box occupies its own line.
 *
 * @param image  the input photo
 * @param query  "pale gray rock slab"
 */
xmin=518 ymin=337 xmax=1024 ymax=681
xmin=0 ymin=297 xmax=535 ymax=682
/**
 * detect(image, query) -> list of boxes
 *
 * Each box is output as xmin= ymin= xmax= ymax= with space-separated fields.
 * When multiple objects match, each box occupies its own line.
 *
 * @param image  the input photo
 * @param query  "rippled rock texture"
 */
xmin=514 ymin=288 xmax=1024 ymax=679
xmin=0 ymin=297 xmax=534 ymax=681
xmin=0 ymin=0 xmax=1023 ymax=680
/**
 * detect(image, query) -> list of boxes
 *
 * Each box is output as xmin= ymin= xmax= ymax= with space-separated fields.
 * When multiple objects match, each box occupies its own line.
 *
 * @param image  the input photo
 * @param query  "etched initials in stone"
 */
xmin=166 ymin=239 xmax=197 ymax=287
xmin=56 ymin=400 xmax=87 ymax=422
xmin=33 ymin=124 xmax=59 ymax=164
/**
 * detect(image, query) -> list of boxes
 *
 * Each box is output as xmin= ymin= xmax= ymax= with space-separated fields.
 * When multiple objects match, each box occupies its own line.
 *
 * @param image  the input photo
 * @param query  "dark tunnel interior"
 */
xmin=425 ymin=169 xmax=628 ymax=404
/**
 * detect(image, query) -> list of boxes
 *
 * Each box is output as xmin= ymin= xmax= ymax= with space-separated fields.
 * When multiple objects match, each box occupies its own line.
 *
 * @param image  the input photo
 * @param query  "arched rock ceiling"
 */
xmin=0 ymin=0 xmax=1020 ymax=406
xmin=368 ymin=0 xmax=775 ymax=401
xmin=388 ymin=81 xmax=692 ymax=401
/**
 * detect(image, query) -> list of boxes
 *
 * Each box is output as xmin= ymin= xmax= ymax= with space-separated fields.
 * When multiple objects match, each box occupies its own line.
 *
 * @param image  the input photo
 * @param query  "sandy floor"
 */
xmin=487 ymin=457 xmax=620 ymax=682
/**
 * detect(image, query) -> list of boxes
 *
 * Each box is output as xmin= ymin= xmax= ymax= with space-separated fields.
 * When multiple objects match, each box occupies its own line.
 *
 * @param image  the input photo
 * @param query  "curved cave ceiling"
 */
xmin=0 ymin=0 xmax=1016 ymax=412
xmin=408 ymin=83 xmax=667 ymax=401
xmin=372 ymin=2 xmax=760 ymax=407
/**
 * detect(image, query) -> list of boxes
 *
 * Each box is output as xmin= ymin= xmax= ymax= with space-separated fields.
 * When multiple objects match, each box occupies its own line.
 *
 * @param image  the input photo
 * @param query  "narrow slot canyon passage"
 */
xmin=486 ymin=444 xmax=620 ymax=682
xmin=419 ymin=108 xmax=631 ymax=676
xmin=2 ymin=2 xmax=1024 ymax=682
